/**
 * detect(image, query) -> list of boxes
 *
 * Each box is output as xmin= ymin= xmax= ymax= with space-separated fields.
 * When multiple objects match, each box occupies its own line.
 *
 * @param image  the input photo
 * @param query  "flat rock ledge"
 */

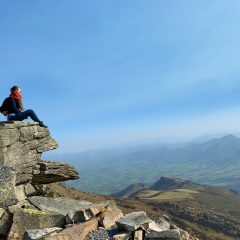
xmin=31 ymin=160 xmax=79 ymax=184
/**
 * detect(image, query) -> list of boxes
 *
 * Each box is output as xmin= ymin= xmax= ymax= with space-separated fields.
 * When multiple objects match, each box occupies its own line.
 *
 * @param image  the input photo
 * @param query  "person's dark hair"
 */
xmin=10 ymin=86 xmax=20 ymax=92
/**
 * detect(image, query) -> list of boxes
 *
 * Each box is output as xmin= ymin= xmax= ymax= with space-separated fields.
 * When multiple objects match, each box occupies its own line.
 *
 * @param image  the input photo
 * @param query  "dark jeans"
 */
xmin=9 ymin=109 xmax=41 ymax=123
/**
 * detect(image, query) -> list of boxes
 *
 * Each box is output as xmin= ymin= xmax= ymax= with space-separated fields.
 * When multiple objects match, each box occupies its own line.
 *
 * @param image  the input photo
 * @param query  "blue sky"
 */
xmin=1 ymin=1 xmax=240 ymax=152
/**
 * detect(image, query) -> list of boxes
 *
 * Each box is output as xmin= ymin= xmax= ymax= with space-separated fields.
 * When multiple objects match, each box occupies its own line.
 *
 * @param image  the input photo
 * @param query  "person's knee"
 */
xmin=26 ymin=109 xmax=34 ymax=114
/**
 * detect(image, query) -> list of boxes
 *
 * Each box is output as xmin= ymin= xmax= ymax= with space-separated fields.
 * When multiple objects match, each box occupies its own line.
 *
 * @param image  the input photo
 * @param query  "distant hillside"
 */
xmin=45 ymin=134 xmax=240 ymax=194
xmin=112 ymin=183 xmax=150 ymax=198
xmin=112 ymin=176 xmax=239 ymax=200
xmin=110 ymin=177 xmax=240 ymax=239
xmin=150 ymin=176 xmax=198 ymax=191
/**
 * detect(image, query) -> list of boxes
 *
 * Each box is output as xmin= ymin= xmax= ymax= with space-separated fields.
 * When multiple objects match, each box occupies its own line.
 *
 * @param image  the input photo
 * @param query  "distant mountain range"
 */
xmin=44 ymin=133 xmax=240 ymax=194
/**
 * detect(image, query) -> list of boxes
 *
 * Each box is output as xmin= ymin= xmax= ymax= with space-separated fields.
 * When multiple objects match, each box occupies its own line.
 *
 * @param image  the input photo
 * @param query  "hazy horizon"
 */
xmin=43 ymin=131 xmax=239 ymax=156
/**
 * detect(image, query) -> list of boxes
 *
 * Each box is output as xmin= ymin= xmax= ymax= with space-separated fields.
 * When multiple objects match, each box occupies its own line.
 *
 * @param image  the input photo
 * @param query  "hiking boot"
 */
xmin=39 ymin=122 xmax=48 ymax=128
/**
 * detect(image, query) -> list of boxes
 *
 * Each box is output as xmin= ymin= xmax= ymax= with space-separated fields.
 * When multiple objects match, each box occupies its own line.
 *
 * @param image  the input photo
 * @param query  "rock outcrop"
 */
xmin=0 ymin=121 xmax=198 ymax=240
xmin=0 ymin=121 xmax=79 ymax=196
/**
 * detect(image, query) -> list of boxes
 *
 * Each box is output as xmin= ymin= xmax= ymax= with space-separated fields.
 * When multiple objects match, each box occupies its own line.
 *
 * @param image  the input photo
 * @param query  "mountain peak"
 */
xmin=150 ymin=177 xmax=195 ymax=191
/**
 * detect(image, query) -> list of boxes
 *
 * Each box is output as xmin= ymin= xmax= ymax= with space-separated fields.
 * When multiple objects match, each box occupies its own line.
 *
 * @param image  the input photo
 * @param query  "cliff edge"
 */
xmin=0 ymin=121 xmax=79 ymax=206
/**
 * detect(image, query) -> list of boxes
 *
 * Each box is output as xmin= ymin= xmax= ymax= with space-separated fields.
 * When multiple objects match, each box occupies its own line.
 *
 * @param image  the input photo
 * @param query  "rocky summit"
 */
xmin=0 ymin=121 xmax=198 ymax=240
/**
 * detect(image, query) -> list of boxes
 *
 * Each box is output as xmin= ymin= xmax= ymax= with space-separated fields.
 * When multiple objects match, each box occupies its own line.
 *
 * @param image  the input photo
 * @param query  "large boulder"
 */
xmin=31 ymin=160 xmax=79 ymax=184
xmin=66 ymin=201 xmax=113 ymax=223
xmin=99 ymin=201 xmax=123 ymax=229
xmin=27 ymin=196 xmax=93 ymax=217
xmin=116 ymin=211 xmax=152 ymax=232
xmin=27 ymin=197 xmax=116 ymax=224
xmin=8 ymin=208 xmax=65 ymax=240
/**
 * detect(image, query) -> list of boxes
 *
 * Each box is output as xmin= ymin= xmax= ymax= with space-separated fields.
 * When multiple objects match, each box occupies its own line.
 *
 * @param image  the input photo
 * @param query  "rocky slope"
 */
xmin=112 ymin=177 xmax=240 ymax=239
xmin=0 ymin=121 xmax=197 ymax=240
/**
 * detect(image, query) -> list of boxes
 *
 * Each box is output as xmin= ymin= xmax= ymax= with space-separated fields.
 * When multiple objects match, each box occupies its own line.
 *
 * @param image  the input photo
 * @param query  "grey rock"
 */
xmin=0 ymin=166 xmax=19 ymax=208
xmin=145 ymin=229 xmax=181 ymax=240
xmin=0 ymin=122 xmax=58 ymax=185
xmin=0 ymin=121 xmax=78 ymax=189
xmin=24 ymin=183 xmax=36 ymax=197
xmin=0 ymin=128 xmax=20 ymax=149
xmin=148 ymin=214 xmax=171 ymax=232
xmin=31 ymin=160 xmax=79 ymax=184
xmin=28 ymin=196 xmax=93 ymax=216
xmin=66 ymin=200 xmax=113 ymax=223
xmin=23 ymin=227 xmax=62 ymax=240
xmin=8 ymin=208 xmax=65 ymax=240
xmin=116 ymin=211 xmax=152 ymax=232
xmin=99 ymin=200 xmax=123 ymax=229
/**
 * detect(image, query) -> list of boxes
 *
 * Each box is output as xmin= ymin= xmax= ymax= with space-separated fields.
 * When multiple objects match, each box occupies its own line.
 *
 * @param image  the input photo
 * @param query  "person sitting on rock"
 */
xmin=3 ymin=86 xmax=48 ymax=128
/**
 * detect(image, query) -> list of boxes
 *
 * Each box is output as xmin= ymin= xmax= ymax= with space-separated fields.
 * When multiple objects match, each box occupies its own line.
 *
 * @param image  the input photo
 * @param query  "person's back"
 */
xmin=0 ymin=97 xmax=11 ymax=116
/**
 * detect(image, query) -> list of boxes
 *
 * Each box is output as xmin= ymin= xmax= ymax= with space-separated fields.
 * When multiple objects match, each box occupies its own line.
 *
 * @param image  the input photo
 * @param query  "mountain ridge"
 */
xmin=59 ymin=134 xmax=240 ymax=194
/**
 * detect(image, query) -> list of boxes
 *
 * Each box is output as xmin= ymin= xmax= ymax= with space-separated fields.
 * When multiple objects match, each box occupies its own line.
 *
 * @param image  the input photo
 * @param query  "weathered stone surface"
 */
xmin=147 ymin=221 xmax=162 ymax=232
xmin=0 ymin=122 xmax=59 ymax=186
xmin=148 ymin=214 xmax=170 ymax=232
xmin=155 ymin=215 xmax=170 ymax=230
xmin=66 ymin=201 xmax=112 ymax=223
xmin=0 ymin=167 xmax=18 ymax=208
xmin=22 ymin=227 xmax=62 ymax=240
xmin=36 ymin=137 xmax=58 ymax=153
xmin=116 ymin=211 xmax=152 ymax=232
xmin=0 ymin=128 xmax=20 ymax=149
xmin=145 ymin=229 xmax=181 ymax=240
xmin=24 ymin=183 xmax=36 ymax=197
xmin=7 ymin=209 xmax=65 ymax=240
xmin=99 ymin=201 xmax=123 ymax=229
xmin=31 ymin=160 xmax=79 ymax=184
xmin=134 ymin=230 xmax=143 ymax=240
xmin=0 ymin=121 xmax=78 ymax=191
xmin=0 ymin=208 xmax=13 ymax=237
xmin=28 ymin=196 xmax=92 ymax=216
xmin=112 ymin=231 xmax=132 ymax=240
xmin=45 ymin=217 xmax=99 ymax=240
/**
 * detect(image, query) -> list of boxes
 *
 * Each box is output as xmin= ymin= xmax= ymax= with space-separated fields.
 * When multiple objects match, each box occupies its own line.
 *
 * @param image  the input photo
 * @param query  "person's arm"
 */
xmin=7 ymin=98 xmax=21 ymax=114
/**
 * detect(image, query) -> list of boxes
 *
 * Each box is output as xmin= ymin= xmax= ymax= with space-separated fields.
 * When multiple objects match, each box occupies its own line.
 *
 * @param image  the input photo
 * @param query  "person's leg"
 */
xmin=9 ymin=109 xmax=41 ymax=123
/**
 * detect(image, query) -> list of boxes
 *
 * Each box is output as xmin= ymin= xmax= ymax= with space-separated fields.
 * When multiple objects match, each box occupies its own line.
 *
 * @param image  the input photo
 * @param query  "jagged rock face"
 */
xmin=0 ymin=121 xmax=58 ymax=185
xmin=0 ymin=121 xmax=79 ymax=186
xmin=32 ymin=160 xmax=79 ymax=184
